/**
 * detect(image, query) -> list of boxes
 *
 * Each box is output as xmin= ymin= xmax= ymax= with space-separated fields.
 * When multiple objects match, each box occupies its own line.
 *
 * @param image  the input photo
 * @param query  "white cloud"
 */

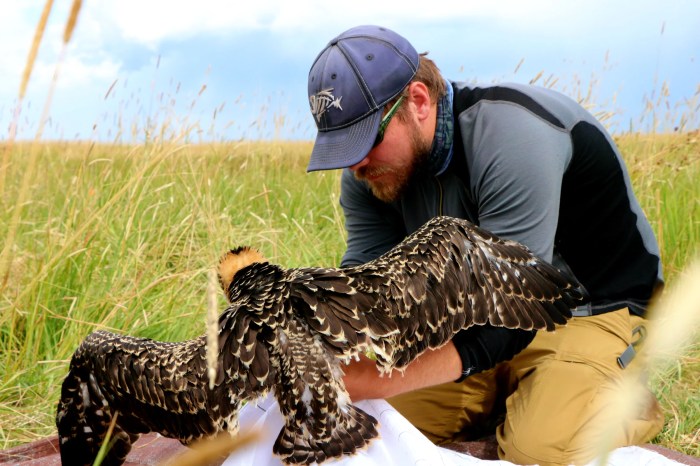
xmin=1 ymin=4 xmax=89 ymax=94
xmin=93 ymin=1 xmax=508 ymax=45
xmin=29 ymin=55 xmax=122 ymax=91
xmin=76 ymin=0 xmax=595 ymax=48
xmin=94 ymin=0 xmax=282 ymax=47
xmin=0 ymin=5 xmax=48 ymax=97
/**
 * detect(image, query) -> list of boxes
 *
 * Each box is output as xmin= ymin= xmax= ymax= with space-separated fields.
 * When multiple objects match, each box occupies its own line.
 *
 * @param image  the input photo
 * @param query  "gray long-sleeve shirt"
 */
xmin=340 ymin=81 xmax=662 ymax=318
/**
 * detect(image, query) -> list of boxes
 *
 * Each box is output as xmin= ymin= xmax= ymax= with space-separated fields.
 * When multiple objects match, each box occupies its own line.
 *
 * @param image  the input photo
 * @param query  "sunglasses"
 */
xmin=372 ymin=95 xmax=405 ymax=148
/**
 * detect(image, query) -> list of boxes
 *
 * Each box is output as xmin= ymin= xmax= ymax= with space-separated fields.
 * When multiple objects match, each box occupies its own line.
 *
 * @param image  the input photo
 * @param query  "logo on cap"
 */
xmin=309 ymin=88 xmax=343 ymax=122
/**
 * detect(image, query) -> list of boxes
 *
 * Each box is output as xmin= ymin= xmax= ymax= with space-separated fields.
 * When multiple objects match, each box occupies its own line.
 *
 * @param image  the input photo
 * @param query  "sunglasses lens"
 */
xmin=372 ymin=96 xmax=404 ymax=149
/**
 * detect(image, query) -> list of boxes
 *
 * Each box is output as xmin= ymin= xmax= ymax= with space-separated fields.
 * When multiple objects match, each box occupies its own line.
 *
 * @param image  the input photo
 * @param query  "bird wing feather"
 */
xmin=287 ymin=216 xmax=584 ymax=371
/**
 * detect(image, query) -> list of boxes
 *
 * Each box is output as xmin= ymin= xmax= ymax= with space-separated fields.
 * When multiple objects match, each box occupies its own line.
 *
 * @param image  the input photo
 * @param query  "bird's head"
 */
xmin=217 ymin=247 xmax=267 ymax=298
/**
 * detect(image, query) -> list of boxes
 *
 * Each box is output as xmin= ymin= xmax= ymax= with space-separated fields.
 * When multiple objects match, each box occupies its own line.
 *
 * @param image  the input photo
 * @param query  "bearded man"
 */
xmin=305 ymin=25 xmax=665 ymax=466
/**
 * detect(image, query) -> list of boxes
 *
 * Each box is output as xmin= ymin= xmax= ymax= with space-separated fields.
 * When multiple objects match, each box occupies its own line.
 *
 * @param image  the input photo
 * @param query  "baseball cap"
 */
xmin=306 ymin=25 xmax=419 ymax=172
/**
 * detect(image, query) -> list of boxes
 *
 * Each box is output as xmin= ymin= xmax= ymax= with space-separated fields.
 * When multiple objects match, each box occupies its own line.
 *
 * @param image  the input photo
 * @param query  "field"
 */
xmin=0 ymin=134 xmax=699 ymax=457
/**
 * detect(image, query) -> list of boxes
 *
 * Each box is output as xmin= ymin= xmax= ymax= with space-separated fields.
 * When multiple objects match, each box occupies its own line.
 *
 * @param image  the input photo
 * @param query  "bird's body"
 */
xmin=56 ymin=216 xmax=586 ymax=465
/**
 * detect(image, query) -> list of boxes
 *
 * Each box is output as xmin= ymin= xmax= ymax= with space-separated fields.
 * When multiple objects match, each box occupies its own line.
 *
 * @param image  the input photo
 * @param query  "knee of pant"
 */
xmin=498 ymin=422 xmax=587 ymax=466
xmin=499 ymin=428 xmax=549 ymax=465
xmin=500 ymin=440 xmax=575 ymax=466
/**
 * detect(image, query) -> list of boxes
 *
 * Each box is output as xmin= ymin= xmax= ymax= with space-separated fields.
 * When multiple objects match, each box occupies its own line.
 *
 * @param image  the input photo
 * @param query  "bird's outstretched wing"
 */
xmin=56 ymin=262 xmax=287 ymax=466
xmin=56 ymin=331 xmax=216 ymax=465
xmin=288 ymin=216 xmax=585 ymax=371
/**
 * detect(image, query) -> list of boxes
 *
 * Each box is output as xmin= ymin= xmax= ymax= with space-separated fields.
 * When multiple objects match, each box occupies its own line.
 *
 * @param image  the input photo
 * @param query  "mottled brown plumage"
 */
xmin=56 ymin=216 xmax=586 ymax=465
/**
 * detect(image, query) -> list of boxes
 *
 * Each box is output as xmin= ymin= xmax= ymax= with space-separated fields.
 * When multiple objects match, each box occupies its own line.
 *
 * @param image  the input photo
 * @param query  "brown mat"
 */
xmin=2 ymin=434 xmax=699 ymax=465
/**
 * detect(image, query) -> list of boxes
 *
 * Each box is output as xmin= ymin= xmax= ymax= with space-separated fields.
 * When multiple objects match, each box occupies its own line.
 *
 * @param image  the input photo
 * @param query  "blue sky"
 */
xmin=2 ymin=0 xmax=699 ymax=142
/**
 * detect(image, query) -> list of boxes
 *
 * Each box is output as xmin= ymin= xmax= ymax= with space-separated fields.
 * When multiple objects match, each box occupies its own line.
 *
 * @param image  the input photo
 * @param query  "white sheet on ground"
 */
xmin=222 ymin=395 xmax=681 ymax=466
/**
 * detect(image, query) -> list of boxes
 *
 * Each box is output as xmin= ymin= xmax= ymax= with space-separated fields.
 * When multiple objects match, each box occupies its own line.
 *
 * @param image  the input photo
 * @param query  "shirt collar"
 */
xmin=427 ymin=79 xmax=454 ymax=176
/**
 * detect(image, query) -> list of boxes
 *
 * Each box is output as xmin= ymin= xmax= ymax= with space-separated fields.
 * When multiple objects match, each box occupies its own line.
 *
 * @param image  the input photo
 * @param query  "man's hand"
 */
xmin=342 ymin=341 xmax=463 ymax=401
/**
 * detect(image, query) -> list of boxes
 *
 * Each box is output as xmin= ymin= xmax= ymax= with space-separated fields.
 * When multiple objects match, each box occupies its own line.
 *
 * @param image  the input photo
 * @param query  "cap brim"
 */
xmin=306 ymin=110 xmax=383 ymax=172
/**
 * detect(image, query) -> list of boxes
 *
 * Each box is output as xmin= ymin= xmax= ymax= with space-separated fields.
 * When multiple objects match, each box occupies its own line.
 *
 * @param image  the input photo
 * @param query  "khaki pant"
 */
xmin=388 ymin=309 xmax=665 ymax=466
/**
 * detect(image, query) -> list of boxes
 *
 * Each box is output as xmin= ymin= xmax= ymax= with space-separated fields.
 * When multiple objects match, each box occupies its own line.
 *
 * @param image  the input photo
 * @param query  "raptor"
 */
xmin=56 ymin=215 xmax=586 ymax=465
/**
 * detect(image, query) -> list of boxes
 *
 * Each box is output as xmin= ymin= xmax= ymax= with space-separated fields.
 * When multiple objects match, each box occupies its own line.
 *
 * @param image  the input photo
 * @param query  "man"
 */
xmin=305 ymin=25 xmax=665 ymax=466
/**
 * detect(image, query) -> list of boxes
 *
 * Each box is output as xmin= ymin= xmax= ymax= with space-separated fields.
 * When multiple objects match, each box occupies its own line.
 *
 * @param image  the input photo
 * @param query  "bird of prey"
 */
xmin=56 ymin=215 xmax=586 ymax=465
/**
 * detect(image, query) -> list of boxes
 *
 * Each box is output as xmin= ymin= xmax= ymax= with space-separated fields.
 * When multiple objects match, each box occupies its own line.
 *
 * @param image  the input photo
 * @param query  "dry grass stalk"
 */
xmin=529 ymin=70 xmax=543 ymax=84
xmin=206 ymin=268 xmax=219 ymax=390
xmin=1 ymin=0 xmax=55 ymax=204
xmin=513 ymin=58 xmax=524 ymax=74
xmin=63 ymin=0 xmax=83 ymax=44
xmin=164 ymin=430 xmax=259 ymax=466
xmin=20 ymin=0 xmax=54 ymax=99
xmin=645 ymin=256 xmax=700 ymax=362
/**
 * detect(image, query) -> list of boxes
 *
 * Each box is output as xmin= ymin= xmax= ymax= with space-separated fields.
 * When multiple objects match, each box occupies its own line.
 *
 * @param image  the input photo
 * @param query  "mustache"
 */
xmin=355 ymin=165 xmax=394 ymax=180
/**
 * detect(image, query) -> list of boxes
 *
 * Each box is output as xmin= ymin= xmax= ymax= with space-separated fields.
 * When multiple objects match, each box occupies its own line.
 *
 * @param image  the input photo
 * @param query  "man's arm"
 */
xmin=342 ymin=342 xmax=462 ymax=401
xmin=343 ymin=324 xmax=536 ymax=400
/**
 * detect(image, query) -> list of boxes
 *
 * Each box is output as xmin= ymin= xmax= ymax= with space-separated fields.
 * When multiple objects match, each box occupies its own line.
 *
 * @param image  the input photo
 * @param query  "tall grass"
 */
xmin=0 ymin=139 xmax=343 ymax=445
xmin=0 ymin=133 xmax=698 ymax=456
xmin=621 ymin=132 xmax=700 ymax=456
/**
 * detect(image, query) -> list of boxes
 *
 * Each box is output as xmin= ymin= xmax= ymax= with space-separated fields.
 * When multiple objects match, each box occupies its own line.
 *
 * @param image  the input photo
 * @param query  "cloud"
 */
xmin=76 ymin=0 xmax=610 ymax=48
xmin=92 ymin=0 xmax=279 ymax=47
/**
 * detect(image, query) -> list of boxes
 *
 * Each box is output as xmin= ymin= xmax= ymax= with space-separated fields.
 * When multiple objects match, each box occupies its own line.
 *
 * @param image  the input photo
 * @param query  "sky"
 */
xmin=2 ymin=0 xmax=699 ymax=142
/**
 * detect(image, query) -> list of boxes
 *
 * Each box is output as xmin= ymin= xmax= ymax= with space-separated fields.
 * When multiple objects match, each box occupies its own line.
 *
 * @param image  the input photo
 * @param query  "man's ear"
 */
xmin=407 ymin=81 xmax=433 ymax=121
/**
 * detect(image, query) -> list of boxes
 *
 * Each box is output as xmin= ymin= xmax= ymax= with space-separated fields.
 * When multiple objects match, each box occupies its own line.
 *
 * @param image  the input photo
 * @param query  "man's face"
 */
xmin=350 ymin=112 xmax=431 ymax=203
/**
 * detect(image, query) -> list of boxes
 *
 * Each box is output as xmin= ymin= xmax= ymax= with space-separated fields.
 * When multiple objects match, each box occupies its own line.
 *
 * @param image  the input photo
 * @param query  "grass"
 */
xmin=616 ymin=132 xmax=700 ymax=457
xmin=0 ymin=133 xmax=698 ymax=457
xmin=0 ymin=139 xmax=342 ymax=445
xmin=621 ymin=132 xmax=700 ymax=456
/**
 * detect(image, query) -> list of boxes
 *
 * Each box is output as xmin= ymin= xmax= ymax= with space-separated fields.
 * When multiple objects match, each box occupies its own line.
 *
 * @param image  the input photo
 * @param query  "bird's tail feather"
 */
xmin=273 ymin=404 xmax=378 ymax=464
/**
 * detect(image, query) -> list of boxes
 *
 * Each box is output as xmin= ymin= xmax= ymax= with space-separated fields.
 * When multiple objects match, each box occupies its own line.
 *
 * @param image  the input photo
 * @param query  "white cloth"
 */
xmin=223 ymin=395 xmax=681 ymax=466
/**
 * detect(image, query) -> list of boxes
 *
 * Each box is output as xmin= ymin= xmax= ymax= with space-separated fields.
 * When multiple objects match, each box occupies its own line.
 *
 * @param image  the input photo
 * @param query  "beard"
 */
xmin=355 ymin=122 xmax=432 ymax=203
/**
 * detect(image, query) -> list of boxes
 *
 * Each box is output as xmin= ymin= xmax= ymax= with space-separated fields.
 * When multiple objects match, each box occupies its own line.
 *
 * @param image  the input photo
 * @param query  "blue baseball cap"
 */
xmin=306 ymin=25 xmax=419 ymax=172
